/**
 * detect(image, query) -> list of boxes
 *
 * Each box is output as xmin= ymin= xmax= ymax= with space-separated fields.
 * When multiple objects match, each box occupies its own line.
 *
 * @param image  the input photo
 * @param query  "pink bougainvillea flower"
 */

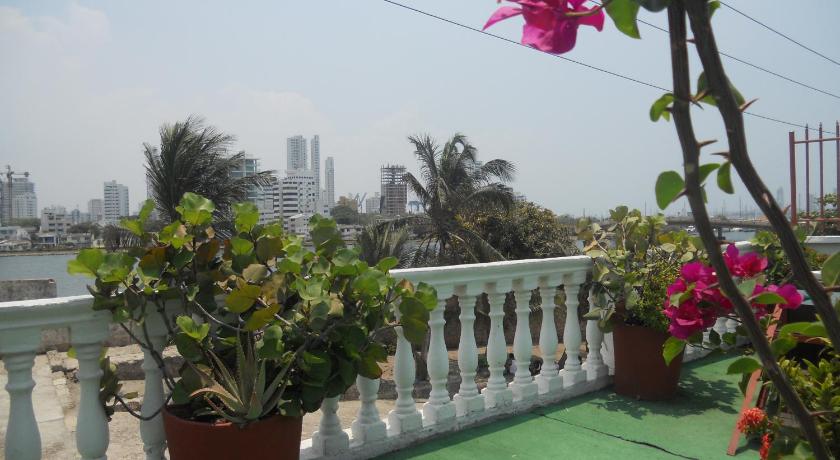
xmin=680 ymin=261 xmax=716 ymax=284
xmin=483 ymin=0 xmax=605 ymax=55
xmin=766 ymin=284 xmax=803 ymax=310
xmin=723 ymin=244 xmax=768 ymax=278
xmin=664 ymin=300 xmax=709 ymax=340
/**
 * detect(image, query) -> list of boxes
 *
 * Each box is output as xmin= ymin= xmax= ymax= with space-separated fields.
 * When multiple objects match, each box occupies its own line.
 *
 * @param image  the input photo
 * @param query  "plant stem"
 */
xmin=683 ymin=0 xmax=840 ymax=351
xmin=666 ymin=3 xmax=829 ymax=458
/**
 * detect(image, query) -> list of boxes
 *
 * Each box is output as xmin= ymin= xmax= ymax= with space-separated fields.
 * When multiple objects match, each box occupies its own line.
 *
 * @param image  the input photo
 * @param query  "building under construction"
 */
xmin=380 ymin=164 xmax=407 ymax=216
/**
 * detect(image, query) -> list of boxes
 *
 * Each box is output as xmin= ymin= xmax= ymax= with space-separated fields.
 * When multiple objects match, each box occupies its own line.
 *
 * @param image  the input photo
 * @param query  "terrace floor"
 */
xmin=379 ymin=355 xmax=760 ymax=460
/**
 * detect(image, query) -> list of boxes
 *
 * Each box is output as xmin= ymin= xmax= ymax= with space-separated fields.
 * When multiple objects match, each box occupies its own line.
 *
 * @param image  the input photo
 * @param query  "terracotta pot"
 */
xmin=612 ymin=322 xmax=683 ymax=400
xmin=163 ymin=406 xmax=303 ymax=460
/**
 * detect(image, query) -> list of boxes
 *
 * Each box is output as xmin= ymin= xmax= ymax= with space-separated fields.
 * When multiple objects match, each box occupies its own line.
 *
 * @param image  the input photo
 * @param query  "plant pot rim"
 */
xmin=163 ymin=404 xmax=297 ymax=428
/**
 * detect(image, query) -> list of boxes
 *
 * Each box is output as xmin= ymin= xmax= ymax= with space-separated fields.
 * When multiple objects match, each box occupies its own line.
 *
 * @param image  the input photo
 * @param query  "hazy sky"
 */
xmin=2 ymin=1 xmax=838 ymax=217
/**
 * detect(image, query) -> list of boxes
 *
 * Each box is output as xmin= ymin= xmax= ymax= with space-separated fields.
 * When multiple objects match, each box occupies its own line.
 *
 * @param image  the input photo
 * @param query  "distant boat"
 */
xmin=686 ymin=225 xmax=696 ymax=233
xmin=730 ymin=227 xmax=745 ymax=232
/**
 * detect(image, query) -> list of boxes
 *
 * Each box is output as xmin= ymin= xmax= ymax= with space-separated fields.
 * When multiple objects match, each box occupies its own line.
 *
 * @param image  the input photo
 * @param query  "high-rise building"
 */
xmin=258 ymin=175 xmax=282 ymax=225
xmin=280 ymin=170 xmax=319 ymax=230
xmin=775 ymin=186 xmax=785 ymax=207
xmin=287 ymin=135 xmax=308 ymax=171
xmin=88 ymin=199 xmax=104 ymax=223
xmin=325 ymin=156 xmax=335 ymax=207
xmin=232 ymin=157 xmax=262 ymax=204
xmin=40 ymin=205 xmax=73 ymax=235
xmin=311 ymin=135 xmax=321 ymax=194
xmin=103 ymin=180 xmax=129 ymax=224
xmin=1 ymin=167 xmax=38 ymax=224
xmin=380 ymin=165 xmax=407 ymax=216
xmin=365 ymin=192 xmax=381 ymax=214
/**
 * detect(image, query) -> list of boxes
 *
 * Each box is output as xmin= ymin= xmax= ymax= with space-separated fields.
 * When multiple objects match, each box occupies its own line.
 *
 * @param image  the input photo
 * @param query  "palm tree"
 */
xmin=357 ymin=222 xmax=411 ymax=268
xmin=402 ymin=133 xmax=516 ymax=266
xmin=143 ymin=116 xmax=274 ymax=222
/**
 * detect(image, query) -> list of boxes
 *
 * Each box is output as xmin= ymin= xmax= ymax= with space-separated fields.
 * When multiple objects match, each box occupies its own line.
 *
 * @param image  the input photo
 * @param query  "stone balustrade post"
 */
xmin=561 ymin=274 xmax=585 ymax=388
xmin=387 ymin=309 xmax=422 ymax=435
xmin=0 ymin=327 xmax=43 ymax=460
xmin=511 ymin=278 xmax=538 ymax=402
xmin=351 ymin=376 xmax=387 ymax=445
xmin=582 ymin=287 xmax=608 ymax=380
xmin=312 ymin=395 xmax=350 ymax=456
xmin=422 ymin=286 xmax=456 ymax=426
xmin=453 ymin=283 xmax=484 ymax=417
xmin=536 ymin=285 xmax=562 ymax=394
xmin=138 ymin=313 xmax=168 ymax=460
xmin=72 ymin=320 xmax=111 ymax=460
xmin=481 ymin=281 xmax=513 ymax=409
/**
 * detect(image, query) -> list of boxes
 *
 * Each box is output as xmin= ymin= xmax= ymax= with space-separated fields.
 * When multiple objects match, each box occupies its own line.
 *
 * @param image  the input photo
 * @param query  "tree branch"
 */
xmin=666 ymin=3 xmax=829 ymax=458
xmin=683 ymin=0 xmax=840 ymax=351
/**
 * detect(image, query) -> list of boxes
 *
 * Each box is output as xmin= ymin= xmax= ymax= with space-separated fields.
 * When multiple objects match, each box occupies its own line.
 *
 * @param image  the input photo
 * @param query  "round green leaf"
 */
xmin=726 ymin=357 xmax=762 ymax=375
xmin=655 ymin=171 xmax=685 ymax=210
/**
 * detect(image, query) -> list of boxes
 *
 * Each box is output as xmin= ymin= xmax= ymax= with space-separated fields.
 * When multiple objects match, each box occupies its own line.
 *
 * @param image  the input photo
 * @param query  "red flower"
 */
xmin=737 ymin=407 xmax=769 ymax=436
xmin=483 ymin=0 xmax=605 ymax=55
xmin=760 ymin=432 xmax=772 ymax=460
xmin=724 ymin=244 xmax=768 ymax=278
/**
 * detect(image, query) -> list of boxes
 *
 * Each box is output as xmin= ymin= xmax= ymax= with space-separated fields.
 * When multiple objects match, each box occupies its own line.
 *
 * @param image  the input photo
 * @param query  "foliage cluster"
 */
xmin=578 ymin=205 xmax=702 ymax=333
xmin=69 ymin=193 xmax=433 ymax=424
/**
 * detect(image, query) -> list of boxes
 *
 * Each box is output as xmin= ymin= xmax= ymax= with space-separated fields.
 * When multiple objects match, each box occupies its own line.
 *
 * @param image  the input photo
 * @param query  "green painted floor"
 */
xmin=379 ymin=355 xmax=759 ymax=460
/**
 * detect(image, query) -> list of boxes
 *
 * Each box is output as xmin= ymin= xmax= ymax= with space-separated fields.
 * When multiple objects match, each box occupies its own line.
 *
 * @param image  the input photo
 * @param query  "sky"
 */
xmin=1 ymin=0 xmax=839 ymax=218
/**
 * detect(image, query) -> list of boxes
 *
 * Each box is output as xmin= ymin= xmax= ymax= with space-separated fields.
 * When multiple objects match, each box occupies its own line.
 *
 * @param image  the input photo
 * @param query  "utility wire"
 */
xmin=380 ymin=0 xmax=838 ymax=136
xmin=589 ymin=1 xmax=840 ymax=100
xmin=720 ymin=1 xmax=840 ymax=68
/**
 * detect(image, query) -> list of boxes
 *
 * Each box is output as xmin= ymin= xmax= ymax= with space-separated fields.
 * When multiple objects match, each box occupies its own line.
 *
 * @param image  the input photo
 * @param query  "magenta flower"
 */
xmin=664 ymin=299 xmax=715 ymax=340
xmin=723 ymin=244 xmax=768 ymax=278
xmin=483 ymin=0 xmax=605 ymax=55
xmin=766 ymin=284 xmax=803 ymax=310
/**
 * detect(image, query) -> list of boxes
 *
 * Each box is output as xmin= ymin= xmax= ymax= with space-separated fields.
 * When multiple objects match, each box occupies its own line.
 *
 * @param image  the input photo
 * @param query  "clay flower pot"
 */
xmin=163 ymin=405 xmax=303 ymax=460
xmin=612 ymin=322 xmax=683 ymax=400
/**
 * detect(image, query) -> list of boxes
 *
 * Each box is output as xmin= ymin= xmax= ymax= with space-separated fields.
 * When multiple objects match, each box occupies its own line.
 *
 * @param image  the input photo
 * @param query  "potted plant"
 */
xmin=578 ymin=206 xmax=702 ymax=400
xmin=68 ymin=193 xmax=435 ymax=460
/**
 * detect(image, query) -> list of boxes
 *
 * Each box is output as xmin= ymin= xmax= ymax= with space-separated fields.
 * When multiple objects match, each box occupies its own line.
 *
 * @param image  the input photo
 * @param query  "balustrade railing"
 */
xmin=0 ymin=253 xmax=733 ymax=459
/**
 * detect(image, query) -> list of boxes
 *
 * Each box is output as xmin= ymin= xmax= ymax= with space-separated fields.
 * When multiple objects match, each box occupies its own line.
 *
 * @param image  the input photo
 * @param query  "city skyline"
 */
xmin=2 ymin=1 xmax=835 ymax=219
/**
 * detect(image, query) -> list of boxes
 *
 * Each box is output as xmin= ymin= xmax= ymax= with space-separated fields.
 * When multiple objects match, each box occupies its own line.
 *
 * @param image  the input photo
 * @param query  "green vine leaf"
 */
xmin=649 ymin=93 xmax=674 ymax=122
xmin=655 ymin=170 xmax=685 ymax=209
xmin=717 ymin=161 xmax=734 ymax=194
xmin=726 ymin=357 xmax=762 ymax=375
xmin=605 ymin=0 xmax=641 ymax=39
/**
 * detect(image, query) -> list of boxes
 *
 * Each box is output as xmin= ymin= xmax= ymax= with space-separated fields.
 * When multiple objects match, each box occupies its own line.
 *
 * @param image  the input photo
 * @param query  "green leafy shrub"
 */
xmin=69 ymin=193 xmax=434 ymax=424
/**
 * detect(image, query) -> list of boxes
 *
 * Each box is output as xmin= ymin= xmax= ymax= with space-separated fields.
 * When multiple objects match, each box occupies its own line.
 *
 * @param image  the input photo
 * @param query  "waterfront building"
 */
xmin=380 ymin=164 xmax=407 ymax=216
xmin=287 ymin=135 xmax=308 ymax=171
xmin=103 ymin=181 xmax=129 ymax=224
xmin=87 ymin=199 xmax=104 ymax=223
xmin=365 ymin=192 xmax=381 ymax=214
xmin=40 ymin=206 xmax=73 ymax=235
xmin=0 ymin=168 xmax=38 ymax=224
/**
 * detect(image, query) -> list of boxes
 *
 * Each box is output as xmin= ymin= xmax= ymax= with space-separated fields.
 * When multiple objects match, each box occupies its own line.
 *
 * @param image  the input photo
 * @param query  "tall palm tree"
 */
xmin=357 ymin=222 xmax=411 ymax=268
xmin=402 ymin=133 xmax=516 ymax=266
xmin=143 ymin=116 xmax=274 ymax=222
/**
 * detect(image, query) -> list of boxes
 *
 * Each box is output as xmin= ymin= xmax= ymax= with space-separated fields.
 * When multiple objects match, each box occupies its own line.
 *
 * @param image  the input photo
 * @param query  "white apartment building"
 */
xmin=325 ymin=156 xmax=335 ymax=207
xmin=311 ymin=135 xmax=321 ymax=194
xmin=281 ymin=170 xmax=319 ymax=230
xmin=103 ymin=181 xmax=129 ymax=224
xmin=1 ymin=173 xmax=38 ymax=223
xmin=88 ymin=199 xmax=104 ymax=223
xmin=287 ymin=135 xmax=308 ymax=171
xmin=40 ymin=206 xmax=73 ymax=235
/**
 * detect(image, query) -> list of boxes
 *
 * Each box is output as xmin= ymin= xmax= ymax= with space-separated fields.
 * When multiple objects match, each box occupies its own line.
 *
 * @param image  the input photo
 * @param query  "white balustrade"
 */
xmin=72 ymin=320 xmax=111 ymax=460
xmin=6 ymin=252 xmax=755 ymax=460
xmin=350 ymin=377 xmax=387 ymax=445
xmin=452 ymin=283 xmax=483 ymax=417
xmin=482 ymin=287 xmax=513 ymax=409
xmin=422 ymin=286 xmax=456 ymax=426
xmin=536 ymin=285 xmax=562 ymax=394
xmin=386 ymin=321 xmax=422 ymax=435
xmin=311 ymin=396 xmax=350 ymax=456
xmin=138 ymin=314 xmax=168 ymax=460
xmin=561 ymin=274 xmax=586 ymax=388
xmin=582 ymin=288 xmax=608 ymax=381
xmin=0 ymin=327 xmax=42 ymax=460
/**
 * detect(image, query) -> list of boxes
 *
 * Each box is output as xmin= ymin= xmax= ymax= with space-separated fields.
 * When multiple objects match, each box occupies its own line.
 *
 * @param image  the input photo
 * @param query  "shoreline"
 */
xmin=0 ymin=250 xmax=80 ymax=257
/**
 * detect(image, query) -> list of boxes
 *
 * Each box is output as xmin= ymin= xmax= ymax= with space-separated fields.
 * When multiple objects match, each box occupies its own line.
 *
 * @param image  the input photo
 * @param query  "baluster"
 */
xmin=350 ymin=376 xmax=386 ymax=445
xmin=601 ymin=332 xmax=615 ymax=376
xmin=536 ymin=285 xmax=562 ymax=394
xmin=511 ymin=279 xmax=538 ymax=402
xmin=387 ymin=322 xmax=422 ymax=435
xmin=481 ymin=282 xmax=513 ymax=409
xmin=138 ymin=315 xmax=167 ymax=460
xmin=0 ymin=327 xmax=42 ymax=460
xmin=453 ymin=285 xmax=483 ymax=417
xmin=583 ymin=287 xmax=608 ymax=381
xmin=311 ymin=396 xmax=350 ymax=456
xmin=561 ymin=275 xmax=585 ymax=388
xmin=422 ymin=287 xmax=455 ymax=426
xmin=714 ymin=317 xmax=728 ymax=349
xmin=72 ymin=320 xmax=110 ymax=460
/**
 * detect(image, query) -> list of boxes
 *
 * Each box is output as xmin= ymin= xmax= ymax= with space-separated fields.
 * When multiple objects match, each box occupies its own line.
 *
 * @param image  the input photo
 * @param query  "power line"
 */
xmin=380 ymin=0 xmax=837 ymax=136
xmin=720 ymin=2 xmax=840 ymax=68
xmin=588 ymin=1 xmax=840 ymax=100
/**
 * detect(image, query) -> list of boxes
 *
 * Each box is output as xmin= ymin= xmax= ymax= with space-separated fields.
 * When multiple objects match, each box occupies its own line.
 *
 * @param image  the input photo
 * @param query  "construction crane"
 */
xmin=351 ymin=192 xmax=367 ymax=213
